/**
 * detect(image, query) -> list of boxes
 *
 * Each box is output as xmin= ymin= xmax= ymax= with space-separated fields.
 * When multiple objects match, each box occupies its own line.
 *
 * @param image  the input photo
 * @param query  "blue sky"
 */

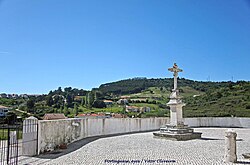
xmin=0 ymin=0 xmax=250 ymax=94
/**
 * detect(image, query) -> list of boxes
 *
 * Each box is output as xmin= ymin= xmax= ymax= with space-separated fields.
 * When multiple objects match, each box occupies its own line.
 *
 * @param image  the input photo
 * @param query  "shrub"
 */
xmin=92 ymin=100 xmax=106 ymax=108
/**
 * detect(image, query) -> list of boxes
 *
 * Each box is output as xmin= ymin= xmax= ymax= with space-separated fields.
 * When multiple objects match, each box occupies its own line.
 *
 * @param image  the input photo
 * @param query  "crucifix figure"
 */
xmin=168 ymin=63 xmax=183 ymax=91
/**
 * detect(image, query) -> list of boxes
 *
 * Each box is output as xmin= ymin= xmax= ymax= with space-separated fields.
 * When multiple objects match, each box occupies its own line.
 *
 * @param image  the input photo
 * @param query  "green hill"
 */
xmin=98 ymin=78 xmax=250 ymax=117
xmin=1 ymin=78 xmax=249 ymax=119
xmin=183 ymin=81 xmax=250 ymax=117
xmin=98 ymin=78 xmax=231 ymax=96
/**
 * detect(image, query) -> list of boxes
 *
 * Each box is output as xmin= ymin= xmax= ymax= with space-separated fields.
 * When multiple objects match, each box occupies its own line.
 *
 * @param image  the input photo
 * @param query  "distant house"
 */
xmin=0 ymin=93 xmax=19 ymax=99
xmin=77 ymin=113 xmax=109 ymax=119
xmin=7 ymin=94 xmax=19 ymax=99
xmin=74 ymin=96 xmax=83 ymax=102
xmin=120 ymin=96 xmax=130 ymax=99
xmin=104 ymin=112 xmax=111 ymax=117
xmin=43 ymin=113 xmax=66 ymax=120
xmin=0 ymin=105 xmax=9 ymax=117
xmin=112 ymin=113 xmax=127 ymax=118
xmin=20 ymin=94 xmax=29 ymax=99
xmin=125 ymin=106 xmax=151 ymax=113
xmin=130 ymin=98 xmax=147 ymax=102
xmin=117 ymin=99 xmax=128 ymax=105
xmin=139 ymin=107 xmax=151 ymax=113
xmin=12 ymin=94 xmax=19 ymax=99
xmin=7 ymin=94 xmax=12 ymax=98
xmin=125 ymin=106 xmax=140 ymax=112
xmin=0 ymin=93 xmax=7 ymax=98
xmin=103 ymin=100 xmax=113 ymax=106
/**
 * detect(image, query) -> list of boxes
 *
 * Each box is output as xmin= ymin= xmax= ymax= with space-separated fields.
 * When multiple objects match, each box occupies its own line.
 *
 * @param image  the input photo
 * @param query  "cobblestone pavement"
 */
xmin=19 ymin=128 xmax=250 ymax=165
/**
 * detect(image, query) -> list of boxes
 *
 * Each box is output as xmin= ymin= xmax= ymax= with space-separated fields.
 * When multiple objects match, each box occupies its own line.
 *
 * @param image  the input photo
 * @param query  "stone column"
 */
xmin=22 ymin=116 xmax=38 ymax=156
xmin=169 ymin=104 xmax=184 ymax=126
xmin=174 ymin=75 xmax=177 ymax=90
xmin=225 ymin=129 xmax=237 ymax=163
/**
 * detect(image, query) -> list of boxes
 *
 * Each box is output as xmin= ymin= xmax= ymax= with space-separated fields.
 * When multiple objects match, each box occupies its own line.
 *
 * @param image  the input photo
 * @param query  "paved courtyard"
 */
xmin=19 ymin=128 xmax=250 ymax=165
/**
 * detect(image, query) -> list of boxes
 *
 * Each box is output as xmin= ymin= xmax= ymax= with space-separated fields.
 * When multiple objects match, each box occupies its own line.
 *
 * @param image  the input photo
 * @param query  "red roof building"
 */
xmin=43 ymin=113 xmax=66 ymax=120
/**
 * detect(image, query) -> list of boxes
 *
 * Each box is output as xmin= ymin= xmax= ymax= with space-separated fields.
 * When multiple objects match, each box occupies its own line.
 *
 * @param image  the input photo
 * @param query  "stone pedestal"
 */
xmin=153 ymin=63 xmax=202 ymax=141
xmin=153 ymin=122 xmax=202 ymax=140
xmin=168 ymin=90 xmax=185 ymax=126
xmin=153 ymin=89 xmax=202 ymax=141
xmin=225 ymin=129 xmax=237 ymax=163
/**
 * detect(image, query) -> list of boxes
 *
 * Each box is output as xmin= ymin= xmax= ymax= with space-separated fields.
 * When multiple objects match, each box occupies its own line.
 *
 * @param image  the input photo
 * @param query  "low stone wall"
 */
xmin=184 ymin=117 xmax=250 ymax=128
xmin=36 ymin=117 xmax=250 ymax=154
xmin=38 ymin=118 xmax=169 ymax=154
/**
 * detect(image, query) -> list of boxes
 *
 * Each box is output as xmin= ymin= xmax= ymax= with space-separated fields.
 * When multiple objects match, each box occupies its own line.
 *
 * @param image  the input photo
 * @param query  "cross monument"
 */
xmin=168 ymin=63 xmax=183 ymax=91
xmin=167 ymin=63 xmax=185 ymax=126
xmin=153 ymin=63 xmax=202 ymax=140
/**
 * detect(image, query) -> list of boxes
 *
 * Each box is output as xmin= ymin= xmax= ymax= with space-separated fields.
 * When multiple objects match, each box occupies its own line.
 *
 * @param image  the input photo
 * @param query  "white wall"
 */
xmin=37 ymin=117 xmax=250 ymax=154
xmin=38 ymin=118 xmax=169 ymax=154
xmin=184 ymin=117 xmax=250 ymax=128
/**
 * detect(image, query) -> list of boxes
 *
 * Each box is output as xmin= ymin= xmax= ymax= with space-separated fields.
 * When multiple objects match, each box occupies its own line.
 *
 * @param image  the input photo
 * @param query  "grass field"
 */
xmin=0 ymin=128 xmax=22 ymax=140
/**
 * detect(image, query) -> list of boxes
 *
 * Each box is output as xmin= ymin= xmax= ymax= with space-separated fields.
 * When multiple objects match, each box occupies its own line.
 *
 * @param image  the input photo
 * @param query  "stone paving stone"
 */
xmin=19 ymin=128 xmax=250 ymax=165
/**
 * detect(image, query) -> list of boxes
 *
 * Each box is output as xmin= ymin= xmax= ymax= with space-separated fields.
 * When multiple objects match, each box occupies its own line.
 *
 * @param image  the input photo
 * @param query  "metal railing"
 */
xmin=0 ymin=124 xmax=21 ymax=165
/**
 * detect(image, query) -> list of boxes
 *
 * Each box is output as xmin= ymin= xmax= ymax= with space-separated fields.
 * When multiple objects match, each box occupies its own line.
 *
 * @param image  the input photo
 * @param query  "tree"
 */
xmin=94 ymin=91 xmax=104 ymax=100
xmin=60 ymin=106 xmax=63 ymax=113
xmin=66 ymin=94 xmax=73 ymax=107
xmin=21 ymin=112 xmax=29 ymax=120
xmin=78 ymin=89 xmax=88 ymax=96
xmin=74 ymin=103 xmax=79 ymax=116
xmin=64 ymin=87 xmax=72 ymax=93
xmin=46 ymin=95 xmax=54 ymax=107
xmin=86 ymin=92 xmax=94 ymax=108
xmin=53 ymin=95 xmax=64 ymax=108
xmin=63 ymin=106 xmax=70 ymax=116
xmin=5 ymin=111 xmax=17 ymax=124
xmin=27 ymin=99 xmax=35 ymax=110
xmin=81 ymin=97 xmax=85 ymax=106
xmin=92 ymin=100 xmax=106 ymax=108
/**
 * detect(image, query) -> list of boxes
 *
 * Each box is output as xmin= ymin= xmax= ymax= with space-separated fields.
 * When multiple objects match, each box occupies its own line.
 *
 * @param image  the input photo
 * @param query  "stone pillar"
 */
xmin=22 ymin=116 xmax=38 ymax=156
xmin=168 ymin=103 xmax=185 ymax=126
xmin=169 ymin=105 xmax=177 ymax=125
xmin=225 ymin=129 xmax=237 ymax=163
xmin=174 ymin=76 xmax=177 ymax=90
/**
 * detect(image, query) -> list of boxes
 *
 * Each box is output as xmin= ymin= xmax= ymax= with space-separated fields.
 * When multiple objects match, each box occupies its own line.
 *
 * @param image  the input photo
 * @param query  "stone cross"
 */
xmin=168 ymin=63 xmax=183 ymax=90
